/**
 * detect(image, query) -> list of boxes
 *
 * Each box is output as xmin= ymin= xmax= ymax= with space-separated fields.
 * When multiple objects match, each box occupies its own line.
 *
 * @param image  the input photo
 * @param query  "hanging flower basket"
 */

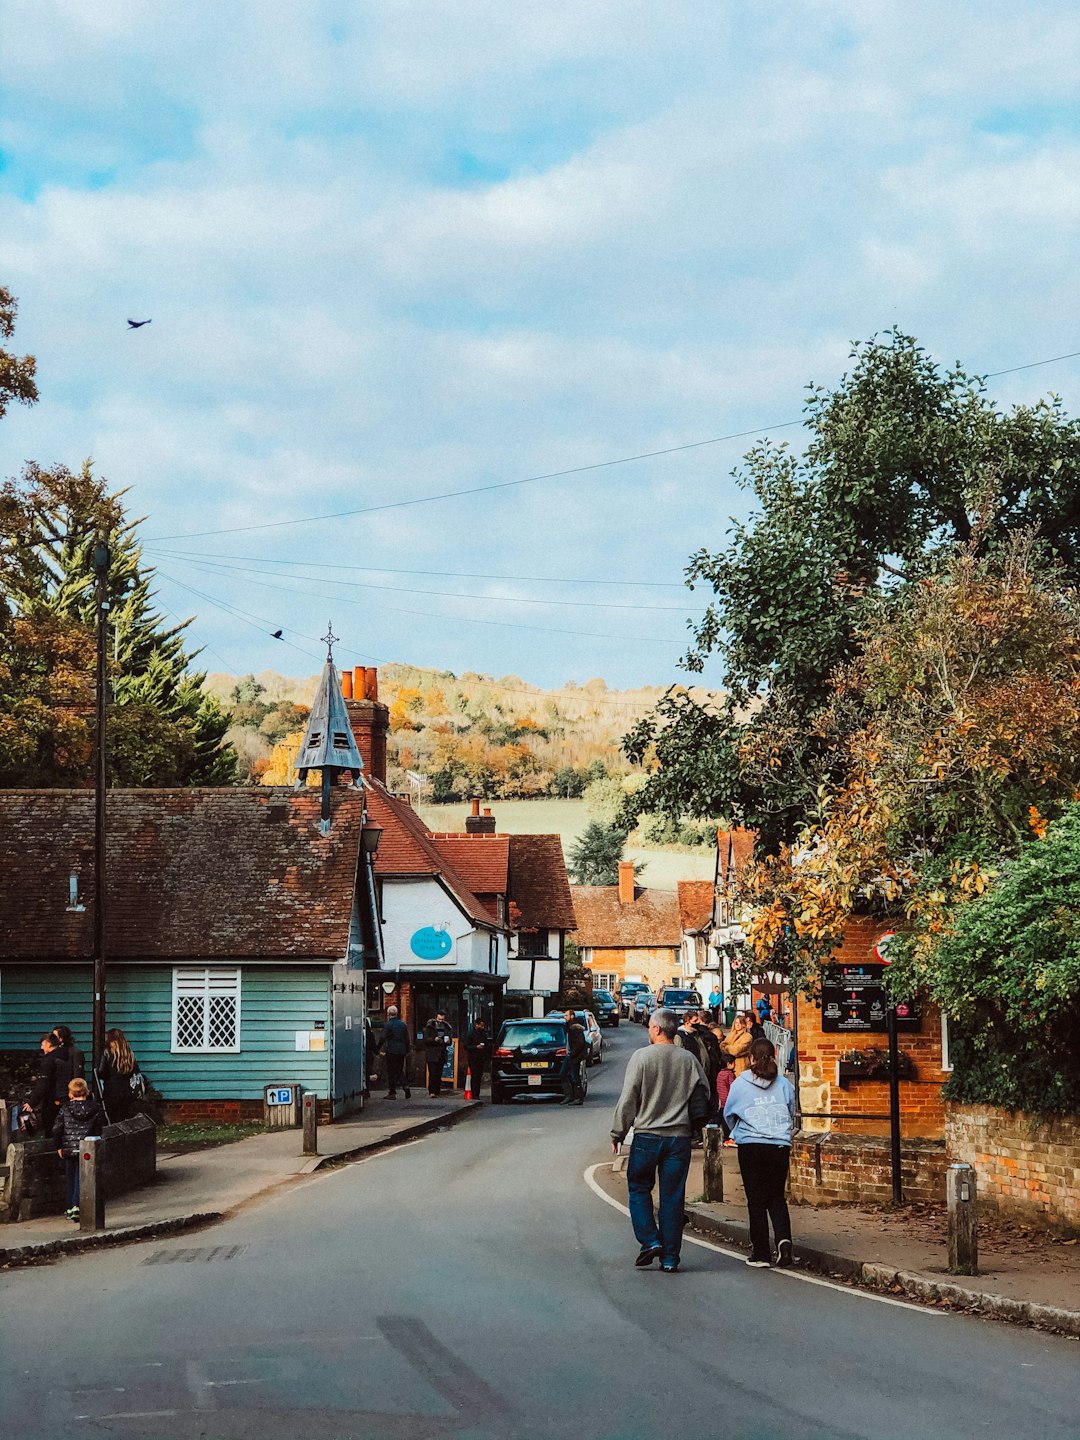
xmin=836 ymin=1047 xmax=913 ymax=1085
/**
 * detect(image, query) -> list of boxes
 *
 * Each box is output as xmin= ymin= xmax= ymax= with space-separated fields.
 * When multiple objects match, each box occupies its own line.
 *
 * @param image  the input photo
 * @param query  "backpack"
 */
xmin=129 ymin=1069 xmax=148 ymax=1099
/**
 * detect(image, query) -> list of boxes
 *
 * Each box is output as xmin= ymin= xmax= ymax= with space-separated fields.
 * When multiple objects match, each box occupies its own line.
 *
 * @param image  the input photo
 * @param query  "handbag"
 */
xmin=129 ymin=1069 xmax=148 ymax=1099
xmin=688 ymin=1080 xmax=712 ymax=1128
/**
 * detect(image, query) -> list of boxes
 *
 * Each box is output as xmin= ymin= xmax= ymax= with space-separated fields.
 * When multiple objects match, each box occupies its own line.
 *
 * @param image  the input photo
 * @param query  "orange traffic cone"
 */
xmin=464 ymin=1070 xmax=473 ymax=1100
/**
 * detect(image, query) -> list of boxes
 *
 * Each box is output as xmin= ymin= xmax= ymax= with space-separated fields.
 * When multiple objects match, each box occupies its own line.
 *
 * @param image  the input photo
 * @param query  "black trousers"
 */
xmin=386 ymin=1053 xmax=408 ymax=1094
xmin=466 ymin=1056 xmax=486 ymax=1092
xmin=426 ymin=1059 xmax=445 ymax=1096
xmin=737 ymin=1143 xmax=792 ymax=1260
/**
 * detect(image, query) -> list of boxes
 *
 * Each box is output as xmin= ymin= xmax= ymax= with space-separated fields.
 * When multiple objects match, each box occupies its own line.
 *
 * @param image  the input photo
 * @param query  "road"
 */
xmin=1 ymin=1024 xmax=1076 ymax=1439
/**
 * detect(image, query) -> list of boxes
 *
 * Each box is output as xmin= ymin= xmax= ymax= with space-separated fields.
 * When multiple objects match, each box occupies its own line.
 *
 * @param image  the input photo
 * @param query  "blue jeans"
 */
xmin=626 ymin=1133 xmax=692 ymax=1263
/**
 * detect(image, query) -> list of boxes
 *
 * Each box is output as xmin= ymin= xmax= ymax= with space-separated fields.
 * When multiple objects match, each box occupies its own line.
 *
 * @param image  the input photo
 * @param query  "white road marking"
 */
xmin=75 ymin=1411 xmax=179 ymax=1421
xmin=583 ymin=1163 xmax=946 ymax=1315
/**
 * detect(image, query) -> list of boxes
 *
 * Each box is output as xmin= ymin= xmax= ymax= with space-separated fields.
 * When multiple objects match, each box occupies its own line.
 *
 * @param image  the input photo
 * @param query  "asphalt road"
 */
xmin=1 ymin=1024 xmax=1077 ymax=1440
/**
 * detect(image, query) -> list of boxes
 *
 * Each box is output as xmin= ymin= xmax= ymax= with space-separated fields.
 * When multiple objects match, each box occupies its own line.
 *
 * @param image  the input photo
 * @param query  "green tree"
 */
xmin=568 ymin=822 xmax=640 ymax=886
xmin=623 ymin=331 xmax=1080 ymax=850
xmin=0 ymin=286 xmax=38 ymax=418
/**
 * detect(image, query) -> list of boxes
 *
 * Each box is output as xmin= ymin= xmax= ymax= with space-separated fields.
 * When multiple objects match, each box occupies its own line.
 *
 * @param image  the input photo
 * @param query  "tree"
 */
xmin=623 ymin=331 xmax=1080 ymax=850
xmin=568 ymin=822 xmax=641 ymax=886
xmin=0 ymin=286 xmax=38 ymax=418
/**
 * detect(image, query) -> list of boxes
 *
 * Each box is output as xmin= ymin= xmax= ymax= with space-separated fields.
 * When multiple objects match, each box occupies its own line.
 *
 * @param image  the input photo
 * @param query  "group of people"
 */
xmin=611 ymin=1003 xmax=795 ymax=1274
xmin=18 ymin=1025 xmax=145 ymax=1221
xmin=377 ymin=1008 xmax=495 ymax=1101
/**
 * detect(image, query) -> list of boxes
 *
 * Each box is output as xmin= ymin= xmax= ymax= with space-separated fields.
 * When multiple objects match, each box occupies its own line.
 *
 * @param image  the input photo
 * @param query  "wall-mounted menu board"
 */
xmin=821 ymin=963 xmax=921 ymax=1033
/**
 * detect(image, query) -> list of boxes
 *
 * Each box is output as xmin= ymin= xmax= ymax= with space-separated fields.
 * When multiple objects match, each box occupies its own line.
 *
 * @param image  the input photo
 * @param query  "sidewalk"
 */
xmin=0 ymin=1093 xmax=481 ymax=1267
xmin=603 ymin=1144 xmax=1080 ymax=1337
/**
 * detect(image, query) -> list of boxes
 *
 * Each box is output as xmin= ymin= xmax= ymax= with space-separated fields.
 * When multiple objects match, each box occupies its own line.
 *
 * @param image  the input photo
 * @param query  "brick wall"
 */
xmin=584 ymin=947 xmax=681 ymax=994
xmin=163 ymin=1097 xmax=334 ymax=1124
xmin=796 ymin=916 xmax=948 ymax=1140
xmin=945 ymin=1102 xmax=1080 ymax=1232
xmin=790 ymin=1131 xmax=948 ymax=1206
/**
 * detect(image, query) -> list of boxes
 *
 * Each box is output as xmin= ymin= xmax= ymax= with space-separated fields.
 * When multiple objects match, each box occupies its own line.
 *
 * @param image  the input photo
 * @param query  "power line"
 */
xmin=144 ymin=551 xmax=701 ymax=614
xmin=141 ymin=343 xmax=1080 ymax=545
xmin=142 ymin=546 xmax=686 ymax=589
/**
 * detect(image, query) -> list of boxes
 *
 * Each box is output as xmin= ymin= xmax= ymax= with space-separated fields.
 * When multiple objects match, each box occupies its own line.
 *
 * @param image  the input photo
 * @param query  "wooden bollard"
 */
xmin=302 ymin=1091 xmax=318 ymax=1156
xmin=702 ymin=1125 xmax=724 ymax=1203
xmin=947 ymin=1163 xmax=978 ymax=1274
xmin=79 ymin=1136 xmax=105 ymax=1233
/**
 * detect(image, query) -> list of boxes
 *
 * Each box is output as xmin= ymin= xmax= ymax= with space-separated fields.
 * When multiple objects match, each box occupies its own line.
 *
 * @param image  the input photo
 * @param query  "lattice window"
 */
xmin=172 ymin=968 xmax=241 ymax=1052
xmin=592 ymin=972 xmax=618 ymax=993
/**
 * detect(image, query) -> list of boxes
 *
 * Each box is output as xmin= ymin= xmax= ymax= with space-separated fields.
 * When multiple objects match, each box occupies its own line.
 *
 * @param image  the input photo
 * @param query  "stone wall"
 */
xmin=790 ymin=1131 xmax=948 ymax=1206
xmin=945 ymin=1102 xmax=1080 ymax=1232
xmin=2 ymin=1114 xmax=156 ymax=1222
xmin=796 ymin=916 xmax=948 ymax=1139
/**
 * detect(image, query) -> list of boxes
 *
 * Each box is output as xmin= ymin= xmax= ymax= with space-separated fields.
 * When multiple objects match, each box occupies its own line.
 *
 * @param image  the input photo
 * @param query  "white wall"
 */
xmin=380 ymin=877 xmax=507 ymax=976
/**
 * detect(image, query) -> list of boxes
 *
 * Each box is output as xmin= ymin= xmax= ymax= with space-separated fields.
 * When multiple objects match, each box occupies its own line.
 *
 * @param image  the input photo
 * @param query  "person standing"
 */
xmin=382 ymin=1006 xmax=412 ymax=1099
xmin=52 ymin=1025 xmax=86 ymax=1080
xmin=95 ymin=1028 xmax=142 ymax=1123
xmin=715 ymin=1054 xmax=736 ymax=1143
xmin=707 ymin=985 xmax=723 ymax=1025
xmin=724 ymin=1036 xmax=796 ymax=1268
xmin=611 ymin=1007 xmax=709 ymax=1273
xmin=423 ymin=1010 xmax=453 ymax=1097
xmin=28 ymin=1033 xmax=73 ymax=1138
xmin=53 ymin=1077 xmax=105 ymax=1220
xmin=561 ymin=1009 xmax=588 ymax=1105
xmin=465 ymin=1016 xmax=491 ymax=1097
xmin=725 ymin=1013 xmax=754 ymax=1074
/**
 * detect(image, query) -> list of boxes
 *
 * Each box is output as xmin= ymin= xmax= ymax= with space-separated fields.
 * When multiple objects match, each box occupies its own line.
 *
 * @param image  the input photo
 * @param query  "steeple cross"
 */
xmin=321 ymin=621 xmax=339 ymax=661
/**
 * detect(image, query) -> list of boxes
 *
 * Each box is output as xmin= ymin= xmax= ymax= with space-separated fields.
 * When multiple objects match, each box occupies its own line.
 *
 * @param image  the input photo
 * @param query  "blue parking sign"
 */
xmin=267 ymin=1087 xmax=293 ymax=1106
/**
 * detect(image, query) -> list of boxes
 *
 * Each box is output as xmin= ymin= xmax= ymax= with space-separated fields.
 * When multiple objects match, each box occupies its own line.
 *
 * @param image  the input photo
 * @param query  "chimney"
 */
xmin=618 ymin=861 xmax=636 ymax=905
xmin=344 ymin=665 xmax=389 ymax=784
xmin=341 ymin=669 xmax=353 ymax=699
xmin=466 ymin=800 xmax=496 ymax=835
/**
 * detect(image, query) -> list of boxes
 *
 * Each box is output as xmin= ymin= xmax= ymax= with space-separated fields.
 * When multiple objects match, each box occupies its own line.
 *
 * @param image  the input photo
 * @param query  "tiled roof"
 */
xmin=508 ymin=834 xmax=576 ymax=931
xmin=367 ymin=782 xmax=496 ymax=929
xmin=0 ymin=787 xmax=363 ymax=959
xmin=431 ymin=835 xmax=510 ymax=897
xmin=718 ymin=827 xmax=755 ymax=883
xmin=570 ymin=884 xmax=681 ymax=949
xmin=677 ymin=879 xmax=714 ymax=933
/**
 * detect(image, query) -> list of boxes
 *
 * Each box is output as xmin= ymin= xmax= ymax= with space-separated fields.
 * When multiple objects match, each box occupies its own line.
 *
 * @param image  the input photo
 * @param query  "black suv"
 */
xmin=592 ymin=989 xmax=620 ymax=1027
xmin=491 ymin=1018 xmax=583 ymax=1104
xmin=655 ymin=987 xmax=704 ymax=1020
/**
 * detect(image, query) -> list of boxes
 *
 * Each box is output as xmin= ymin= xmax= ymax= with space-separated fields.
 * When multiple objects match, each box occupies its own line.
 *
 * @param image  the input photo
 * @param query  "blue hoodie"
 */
xmin=723 ymin=1071 xmax=796 ymax=1147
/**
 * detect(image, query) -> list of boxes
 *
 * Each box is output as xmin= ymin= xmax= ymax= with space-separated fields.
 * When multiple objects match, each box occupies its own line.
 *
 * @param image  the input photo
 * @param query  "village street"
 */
xmin=1 ymin=1026 xmax=1076 ymax=1440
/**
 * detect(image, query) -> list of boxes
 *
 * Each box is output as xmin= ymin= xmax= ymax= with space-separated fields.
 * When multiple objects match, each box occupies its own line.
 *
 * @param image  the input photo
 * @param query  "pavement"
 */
xmin=602 ymin=1139 xmax=1080 ymax=1337
xmin=0 ymin=1091 xmax=482 ymax=1266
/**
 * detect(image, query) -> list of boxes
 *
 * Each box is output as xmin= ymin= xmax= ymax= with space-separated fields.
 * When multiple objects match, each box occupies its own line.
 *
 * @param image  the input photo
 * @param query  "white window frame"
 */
xmin=593 ymin=972 xmax=618 ymax=993
xmin=171 ymin=967 xmax=242 ymax=1053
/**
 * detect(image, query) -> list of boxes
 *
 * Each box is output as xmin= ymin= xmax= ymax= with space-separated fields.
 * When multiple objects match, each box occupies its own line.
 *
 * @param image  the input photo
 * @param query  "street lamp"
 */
xmin=91 ymin=534 xmax=111 ymax=1067
xmin=361 ymin=820 xmax=383 ymax=855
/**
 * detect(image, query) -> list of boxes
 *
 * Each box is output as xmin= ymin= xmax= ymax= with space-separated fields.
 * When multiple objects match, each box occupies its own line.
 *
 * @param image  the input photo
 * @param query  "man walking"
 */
xmin=561 ymin=1009 xmax=588 ymax=1105
xmin=382 ymin=1006 xmax=411 ymax=1099
xmin=423 ymin=1010 xmax=454 ymax=1097
xmin=707 ymin=985 xmax=723 ymax=1025
xmin=611 ymin=1008 xmax=709 ymax=1272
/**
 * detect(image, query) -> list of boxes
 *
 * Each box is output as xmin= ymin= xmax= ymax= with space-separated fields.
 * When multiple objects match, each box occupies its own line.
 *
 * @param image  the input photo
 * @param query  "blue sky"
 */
xmin=2 ymin=1 xmax=1080 ymax=689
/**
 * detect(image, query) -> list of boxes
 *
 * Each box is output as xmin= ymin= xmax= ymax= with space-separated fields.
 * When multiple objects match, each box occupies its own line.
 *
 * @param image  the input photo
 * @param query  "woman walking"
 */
xmin=96 ymin=1028 xmax=143 ymax=1123
xmin=723 ymin=1037 xmax=796 ymax=1268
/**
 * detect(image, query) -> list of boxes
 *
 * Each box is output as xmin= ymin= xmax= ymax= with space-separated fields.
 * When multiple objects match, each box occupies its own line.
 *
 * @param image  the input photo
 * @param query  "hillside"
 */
xmin=204 ymin=663 xmax=719 ymax=805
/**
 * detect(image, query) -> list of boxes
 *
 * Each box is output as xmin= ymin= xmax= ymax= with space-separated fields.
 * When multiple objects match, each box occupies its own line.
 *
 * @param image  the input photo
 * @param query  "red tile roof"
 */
xmin=366 ymin=782 xmax=496 ymax=928
xmin=570 ymin=884 xmax=681 ymax=950
xmin=508 ymin=834 xmax=576 ymax=931
xmin=431 ymin=836 xmax=510 ymax=898
xmin=718 ymin=827 xmax=755 ymax=882
xmin=677 ymin=879 xmax=714 ymax=933
xmin=0 ymin=787 xmax=363 ymax=959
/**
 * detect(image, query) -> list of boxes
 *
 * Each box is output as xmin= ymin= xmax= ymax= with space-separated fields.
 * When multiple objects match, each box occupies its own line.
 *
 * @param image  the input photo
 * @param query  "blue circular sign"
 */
xmin=410 ymin=925 xmax=453 ymax=960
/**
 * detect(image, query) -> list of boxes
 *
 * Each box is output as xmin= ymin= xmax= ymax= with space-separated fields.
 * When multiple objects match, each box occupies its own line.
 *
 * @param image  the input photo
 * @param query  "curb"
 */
xmin=685 ymin=1204 xmax=1080 ymax=1339
xmin=0 ymin=1101 xmax=484 ymax=1269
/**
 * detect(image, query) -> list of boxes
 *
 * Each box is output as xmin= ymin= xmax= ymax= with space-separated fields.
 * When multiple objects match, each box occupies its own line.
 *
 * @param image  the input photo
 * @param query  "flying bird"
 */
xmin=126 ymin=318 xmax=152 ymax=329
xmin=271 ymin=629 xmax=283 ymax=639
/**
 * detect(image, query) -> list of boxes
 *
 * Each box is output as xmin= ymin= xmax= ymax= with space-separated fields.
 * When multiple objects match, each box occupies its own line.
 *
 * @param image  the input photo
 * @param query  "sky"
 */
xmin=2 ymin=1 xmax=1080 ymax=691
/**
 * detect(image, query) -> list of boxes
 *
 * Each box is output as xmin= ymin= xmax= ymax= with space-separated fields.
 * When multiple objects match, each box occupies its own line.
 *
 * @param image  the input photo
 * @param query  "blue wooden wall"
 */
xmin=0 ymin=964 xmax=333 ymax=1101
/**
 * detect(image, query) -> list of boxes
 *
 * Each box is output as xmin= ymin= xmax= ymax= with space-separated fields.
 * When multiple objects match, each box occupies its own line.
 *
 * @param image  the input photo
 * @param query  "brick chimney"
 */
xmin=466 ymin=799 xmax=496 ymax=835
xmin=618 ymin=860 xmax=636 ymax=905
xmin=344 ymin=665 xmax=389 ymax=784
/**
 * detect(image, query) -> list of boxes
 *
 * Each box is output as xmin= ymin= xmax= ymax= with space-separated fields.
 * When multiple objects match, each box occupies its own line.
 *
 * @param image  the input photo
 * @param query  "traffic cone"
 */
xmin=464 ymin=1070 xmax=473 ymax=1100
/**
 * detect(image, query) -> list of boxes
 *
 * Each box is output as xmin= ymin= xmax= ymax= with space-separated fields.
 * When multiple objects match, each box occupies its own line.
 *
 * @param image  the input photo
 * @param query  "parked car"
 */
xmin=592 ymin=989 xmax=620 ymax=1028
xmin=618 ymin=981 xmax=650 ymax=1018
xmin=491 ymin=1018 xmax=584 ymax=1104
xmin=546 ymin=1009 xmax=603 ymax=1064
xmin=656 ymin=987 xmax=704 ymax=1020
xmin=631 ymin=990 xmax=655 ymax=1025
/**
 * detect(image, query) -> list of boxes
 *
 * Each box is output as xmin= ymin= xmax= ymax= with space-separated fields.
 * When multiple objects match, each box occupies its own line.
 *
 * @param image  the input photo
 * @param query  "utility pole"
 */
xmin=92 ymin=534 xmax=111 ymax=1067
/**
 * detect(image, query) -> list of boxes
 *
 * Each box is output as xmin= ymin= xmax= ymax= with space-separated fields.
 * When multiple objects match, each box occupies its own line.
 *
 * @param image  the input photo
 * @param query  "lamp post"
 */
xmin=91 ymin=534 xmax=111 ymax=1067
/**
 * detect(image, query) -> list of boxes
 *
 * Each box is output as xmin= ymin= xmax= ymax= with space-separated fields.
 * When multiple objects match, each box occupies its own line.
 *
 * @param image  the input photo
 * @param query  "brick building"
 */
xmin=572 ymin=862 xmax=682 ymax=995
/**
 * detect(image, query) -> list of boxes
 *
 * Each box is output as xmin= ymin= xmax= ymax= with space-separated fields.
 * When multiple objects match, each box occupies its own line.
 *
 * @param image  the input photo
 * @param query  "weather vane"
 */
xmin=321 ymin=621 xmax=338 ymax=661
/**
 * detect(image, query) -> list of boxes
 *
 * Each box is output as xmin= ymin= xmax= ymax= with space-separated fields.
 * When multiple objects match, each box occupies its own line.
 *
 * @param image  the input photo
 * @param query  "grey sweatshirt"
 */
xmin=611 ymin=1043 xmax=708 ymax=1141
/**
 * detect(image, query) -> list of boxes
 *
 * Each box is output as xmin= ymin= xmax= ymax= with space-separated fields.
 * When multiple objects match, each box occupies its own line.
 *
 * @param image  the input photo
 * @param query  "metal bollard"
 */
xmin=302 ymin=1091 xmax=319 ymax=1156
xmin=702 ymin=1125 xmax=724 ymax=1203
xmin=79 ymin=1136 xmax=105 ymax=1233
xmin=947 ymin=1162 xmax=978 ymax=1274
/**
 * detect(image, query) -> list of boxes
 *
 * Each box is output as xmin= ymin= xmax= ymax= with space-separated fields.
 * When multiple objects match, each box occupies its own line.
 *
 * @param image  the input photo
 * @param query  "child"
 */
xmin=54 ymin=1077 xmax=105 ymax=1220
xmin=715 ymin=1054 xmax=736 ymax=1144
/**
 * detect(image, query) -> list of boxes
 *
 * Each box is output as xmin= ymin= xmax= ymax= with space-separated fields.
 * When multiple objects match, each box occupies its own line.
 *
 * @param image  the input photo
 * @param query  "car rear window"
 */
xmin=499 ymin=1024 xmax=566 ymax=1048
xmin=662 ymin=991 xmax=702 ymax=1005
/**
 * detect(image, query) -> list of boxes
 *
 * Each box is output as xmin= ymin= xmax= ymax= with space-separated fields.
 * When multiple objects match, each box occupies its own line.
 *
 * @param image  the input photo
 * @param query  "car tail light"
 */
xmin=495 ymin=1047 xmax=512 ymax=1057
xmin=556 ymin=1047 xmax=567 ymax=1057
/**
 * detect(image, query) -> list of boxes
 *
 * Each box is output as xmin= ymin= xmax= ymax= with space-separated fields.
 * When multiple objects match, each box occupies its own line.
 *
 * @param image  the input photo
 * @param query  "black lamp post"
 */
xmin=91 ymin=534 xmax=111 ymax=1067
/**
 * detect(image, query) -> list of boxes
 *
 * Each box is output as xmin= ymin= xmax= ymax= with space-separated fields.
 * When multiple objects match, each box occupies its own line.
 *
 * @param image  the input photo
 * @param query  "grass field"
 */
xmin=418 ymin=798 xmax=714 ymax=891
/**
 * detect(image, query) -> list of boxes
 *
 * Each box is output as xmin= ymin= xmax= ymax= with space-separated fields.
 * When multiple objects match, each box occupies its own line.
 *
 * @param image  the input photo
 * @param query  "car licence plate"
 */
xmin=521 ymin=1062 xmax=547 ymax=1070
xmin=528 ymin=1075 xmax=543 ymax=1086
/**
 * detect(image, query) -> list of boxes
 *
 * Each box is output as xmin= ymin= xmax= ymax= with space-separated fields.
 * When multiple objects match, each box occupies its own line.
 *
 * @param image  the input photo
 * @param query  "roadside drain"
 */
xmin=142 ymin=1244 xmax=250 ymax=1265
